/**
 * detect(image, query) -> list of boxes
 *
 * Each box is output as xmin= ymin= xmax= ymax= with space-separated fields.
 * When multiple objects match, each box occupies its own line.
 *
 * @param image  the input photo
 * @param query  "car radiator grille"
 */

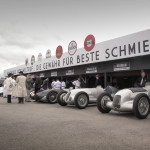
xmin=65 ymin=92 xmax=71 ymax=101
xmin=113 ymin=95 xmax=121 ymax=108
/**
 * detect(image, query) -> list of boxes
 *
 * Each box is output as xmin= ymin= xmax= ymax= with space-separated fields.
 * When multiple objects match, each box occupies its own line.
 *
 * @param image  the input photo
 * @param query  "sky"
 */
xmin=0 ymin=0 xmax=150 ymax=77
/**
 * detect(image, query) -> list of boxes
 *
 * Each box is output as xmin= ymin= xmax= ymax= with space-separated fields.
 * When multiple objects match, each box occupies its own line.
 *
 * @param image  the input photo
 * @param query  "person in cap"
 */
xmin=5 ymin=73 xmax=13 ymax=103
xmin=25 ymin=74 xmax=34 ymax=102
xmin=15 ymin=71 xmax=27 ymax=104
xmin=72 ymin=77 xmax=81 ymax=89
xmin=136 ymin=70 xmax=148 ymax=87
xmin=95 ymin=74 xmax=103 ymax=87
xmin=54 ymin=79 xmax=62 ymax=89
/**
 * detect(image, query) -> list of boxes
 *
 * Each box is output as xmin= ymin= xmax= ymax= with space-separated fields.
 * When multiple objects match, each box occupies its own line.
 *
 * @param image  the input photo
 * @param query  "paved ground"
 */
xmin=0 ymin=97 xmax=150 ymax=150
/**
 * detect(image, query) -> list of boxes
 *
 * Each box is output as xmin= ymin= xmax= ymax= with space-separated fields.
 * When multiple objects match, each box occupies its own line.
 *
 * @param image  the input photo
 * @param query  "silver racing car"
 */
xmin=57 ymin=86 xmax=119 ymax=109
xmin=97 ymin=82 xmax=150 ymax=119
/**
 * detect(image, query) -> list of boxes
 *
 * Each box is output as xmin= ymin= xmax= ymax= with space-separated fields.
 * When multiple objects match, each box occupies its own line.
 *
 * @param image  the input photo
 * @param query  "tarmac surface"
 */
xmin=0 ymin=97 xmax=150 ymax=150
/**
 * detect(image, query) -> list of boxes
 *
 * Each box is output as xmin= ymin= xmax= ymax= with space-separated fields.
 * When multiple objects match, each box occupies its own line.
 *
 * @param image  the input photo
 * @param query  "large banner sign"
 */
xmin=4 ymin=30 xmax=150 ymax=76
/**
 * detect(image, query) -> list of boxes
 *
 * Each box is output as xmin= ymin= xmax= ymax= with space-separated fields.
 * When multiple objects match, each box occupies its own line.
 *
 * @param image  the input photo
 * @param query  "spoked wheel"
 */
xmin=74 ymin=92 xmax=89 ymax=109
xmin=133 ymin=93 xmax=150 ymax=119
xmin=57 ymin=91 xmax=67 ymax=106
xmin=46 ymin=91 xmax=58 ymax=104
xmin=97 ymin=92 xmax=112 ymax=113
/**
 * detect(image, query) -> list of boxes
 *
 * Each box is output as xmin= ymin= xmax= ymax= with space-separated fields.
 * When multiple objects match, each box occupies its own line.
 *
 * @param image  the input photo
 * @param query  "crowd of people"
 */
xmin=2 ymin=70 xmax=148 ymax=104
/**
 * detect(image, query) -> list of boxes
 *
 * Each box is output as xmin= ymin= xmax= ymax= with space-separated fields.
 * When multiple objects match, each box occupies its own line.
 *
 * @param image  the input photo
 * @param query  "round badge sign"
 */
xmin=46 ymin=49 xmax=51 ymax=58
xmin=68 ymin=41 xmax=77 ymax=56
xmin=31 ymin=55 xmax=35 ymax=65
xmin=56 ymin=45 xmax=63 ymax=59
xmin=84 ymin=34 xmax=95 ymax=51
xmin=38 ymin=53 xmax=42 ymax=61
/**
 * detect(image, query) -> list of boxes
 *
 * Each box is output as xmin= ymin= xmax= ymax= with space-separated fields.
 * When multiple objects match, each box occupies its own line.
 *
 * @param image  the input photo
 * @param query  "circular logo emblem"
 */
xmin=84 ymin=34 xmax=95 ymax=51
xmin=56 ymin=45 xmax=63 ymax=59
xmin=31 ymin=55 xmax=35 ymax=65
xmin=46 ymin=49 xmax=51 ymax=58
xmin=25 ymin=58 xmax=28 ymax=66
xmin=38 ymin=53 xmax=42 ymax=61
xmin=68 ymin=41 xmax=77 ymax=56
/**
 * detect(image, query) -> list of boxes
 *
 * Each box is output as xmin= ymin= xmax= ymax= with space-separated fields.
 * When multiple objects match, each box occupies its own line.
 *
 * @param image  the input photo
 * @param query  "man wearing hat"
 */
xmin=136 ymin=70 xmax=148 ymax=87
xmin=6 ymin=73 xmax=13 ymax=103
xmin=15 ymin=71 xmax=27 ymax=103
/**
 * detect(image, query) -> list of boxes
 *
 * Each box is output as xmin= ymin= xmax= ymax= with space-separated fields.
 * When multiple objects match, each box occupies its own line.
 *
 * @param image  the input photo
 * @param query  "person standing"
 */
xmin=72 ymin=77 xmax=81 ymax=89
xmin=35 ymin=74 xmax=42 ymax=94
xmin=136 ymin=70 xmax=148 ymax=87
xmin=61 ymin=80 xmax=66 ymax=89
xmin=25 ymin=74 xmax=34 ymax=102
xmin=42 ymin=78 xmax=49 ymax=90
xmin=51 ymin=79 xmax=55 ymax=89
xmin=6 ymin=73 xmax=13 ymax=103
xmin=95 ymin=74 xmax=103 ymax=87
xmin=12 ymin=76 xmax=16 ymax=98
xmin=15 ymin=71 xmax=27 ymax=104
xmin=54 ymin=79 xmax=62 ymax=89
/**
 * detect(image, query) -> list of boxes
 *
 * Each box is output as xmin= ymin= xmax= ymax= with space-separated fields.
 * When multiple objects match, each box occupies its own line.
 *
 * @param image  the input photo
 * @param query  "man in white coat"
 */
xmin=61 ymin=80 xmax=66 ymax=89
xmin=54 ymin=79 xmax=62 ymax=89
xmin=6 ymin=73 xmax=13 ymax=103
xmin=51 ymin=79 xmax=55 ymax=89
xmin=15 ymin=71 xmax=27 ymax=104
xmin=72 ymin=77 xmax=81 ymax=89
xmin=3 ymin=79 xmax=7 ymax=98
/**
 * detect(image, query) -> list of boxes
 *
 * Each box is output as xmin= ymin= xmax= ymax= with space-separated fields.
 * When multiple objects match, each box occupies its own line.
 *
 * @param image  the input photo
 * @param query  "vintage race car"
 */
xmin=97 ymin=82 xmax=150 ymax=119
xmin=34 ymin=89 xmax=71 ymax=104
xmin=57 ymin=86 xmax=119 ymax=109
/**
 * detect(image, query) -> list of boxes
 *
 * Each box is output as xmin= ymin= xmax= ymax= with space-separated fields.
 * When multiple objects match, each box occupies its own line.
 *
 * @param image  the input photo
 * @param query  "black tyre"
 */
xmin=74 ymin=92 xmax=89 ymax=109
xmin=97 ymin=92 xmax=113 ymax=113
xmin=57 ymin=91 xmax=67 ymax=106
xmin=133 ymin=93 xmax=150 ymax=119
xmin=46 ymin=91 xmax=58 ymax=104
xmin=34 ymin=95 xmax=40 ymax=102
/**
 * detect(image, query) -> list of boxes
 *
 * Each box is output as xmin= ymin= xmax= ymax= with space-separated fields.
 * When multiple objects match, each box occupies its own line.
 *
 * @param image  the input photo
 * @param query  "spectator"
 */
xmin=42 ymin=78 xmax=49 ymax=90
xmin=72 ymin=77 xmax=81 ymax=89
xmin=136 ymin=70 xmax=148 ymax=87
xmin=25 ymin=74 xmax=34 ymax=102
xmin=15 ymin=71 xmax=27 ymax=104
xmin=54 ymin=79 xmax=61 ymax=89
xmin=35 ymin=74 xmax=42 ymax=93
xmin=95 ymin=74 xmax=103 ymax=87
xmin=61 ymin=80 xmax=66 ymax=89
xmin=51 ymin=79 xmax=55 ymax=89
xmin=6 ymin=73 xmax=13 ymax=103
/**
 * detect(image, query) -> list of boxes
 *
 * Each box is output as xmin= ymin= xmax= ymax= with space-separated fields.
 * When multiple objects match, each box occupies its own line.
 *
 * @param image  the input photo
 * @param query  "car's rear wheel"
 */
xmin=133 ymin=93 xmax=150 ymax=119
xmin=74 ymin=92 xmax=89 ymax=109
xmin=97 ymin=92 xmax=112 ymax=113
xmin=46 ymin=91 xmax=58 ymax=104
xmin=57 ymin=91 xmax=67 ymax=106
xmin=34 ymin=95 xmax=40 ymax=102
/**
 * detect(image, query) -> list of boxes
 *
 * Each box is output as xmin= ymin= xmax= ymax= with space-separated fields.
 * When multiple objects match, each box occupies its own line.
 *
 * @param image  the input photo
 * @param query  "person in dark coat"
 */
xmin=42 ymin=78 xmax=49 ymax=90
xmin=136 ymin=70 xmax=148 ymax=87
xmin=35 ymin=74 xmax=42 ymax=94
xmin=95 ymin=74 xmax=103 ymax=87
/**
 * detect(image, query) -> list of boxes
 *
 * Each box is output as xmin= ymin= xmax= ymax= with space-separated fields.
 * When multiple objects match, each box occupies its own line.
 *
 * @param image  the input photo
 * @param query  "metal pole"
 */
xmin=104 ymin=72 xmax=107 ymax=88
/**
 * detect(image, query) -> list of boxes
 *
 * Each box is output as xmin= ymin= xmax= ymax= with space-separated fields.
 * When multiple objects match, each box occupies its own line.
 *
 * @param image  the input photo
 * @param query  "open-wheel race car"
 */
xmin=97 ymin=82 xmax=150 ymax=119
xmin=57 ymin=86 xmax=119 ymax=109
xmin=34 ymin=89 xmax=70 ymax=104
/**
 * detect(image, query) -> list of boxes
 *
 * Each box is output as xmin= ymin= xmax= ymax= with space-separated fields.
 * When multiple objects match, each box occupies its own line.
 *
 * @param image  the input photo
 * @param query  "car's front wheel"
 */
xmin=97 ymin=92 xmax=112 ymax=113
xmin=133 ymin=93 xmax=150 ymax=119
xmin=74 ymin=92 xmax=89 ymax=109
xmin=57 ymin=91 xmax=67 ymax=106
xmin=46 ymin=91 xmax=58 ymax=104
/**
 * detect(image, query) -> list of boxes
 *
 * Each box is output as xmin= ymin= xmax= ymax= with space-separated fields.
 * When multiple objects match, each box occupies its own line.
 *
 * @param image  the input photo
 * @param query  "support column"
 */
xmin=104 ymin=72 xmax=107 ymax=88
